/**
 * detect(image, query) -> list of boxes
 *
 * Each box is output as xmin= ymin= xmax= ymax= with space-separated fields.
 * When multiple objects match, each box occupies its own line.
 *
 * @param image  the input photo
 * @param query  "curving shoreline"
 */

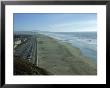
xmin=37 ymin=33 xmax=97 ymax=75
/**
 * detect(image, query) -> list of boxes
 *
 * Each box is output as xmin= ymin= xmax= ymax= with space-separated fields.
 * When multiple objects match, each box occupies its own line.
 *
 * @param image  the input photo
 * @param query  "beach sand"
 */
xmin=37 ymin=34 xmax=97 ymax=75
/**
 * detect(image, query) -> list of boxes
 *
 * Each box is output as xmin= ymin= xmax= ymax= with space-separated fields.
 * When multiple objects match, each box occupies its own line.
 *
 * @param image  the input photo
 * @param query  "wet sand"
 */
xmin=37 ymin=34 xmax=97 ymax=75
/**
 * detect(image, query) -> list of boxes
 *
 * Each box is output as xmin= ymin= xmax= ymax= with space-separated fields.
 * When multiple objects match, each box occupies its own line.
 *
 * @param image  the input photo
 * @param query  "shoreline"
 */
xmin=57 ymin=40 xmax=97 ymax=67
xmin=41 ymin=32 xmax=97 ymax=62
xmin=37 ymin=33 xmax=97 ymax=75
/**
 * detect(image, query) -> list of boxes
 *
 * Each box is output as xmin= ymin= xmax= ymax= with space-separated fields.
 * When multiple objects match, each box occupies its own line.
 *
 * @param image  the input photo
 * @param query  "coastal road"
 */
xmin=31 ymin=34 xmax=38 ymax=66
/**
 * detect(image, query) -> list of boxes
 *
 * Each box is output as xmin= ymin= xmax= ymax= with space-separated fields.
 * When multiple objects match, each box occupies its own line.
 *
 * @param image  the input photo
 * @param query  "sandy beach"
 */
xmin=37 ymin=33 xmax=97 ymax=75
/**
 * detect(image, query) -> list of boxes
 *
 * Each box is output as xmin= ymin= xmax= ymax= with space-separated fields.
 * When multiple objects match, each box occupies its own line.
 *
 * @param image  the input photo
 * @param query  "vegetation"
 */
xmin=14 ymin=57 xmax=52 ymax=75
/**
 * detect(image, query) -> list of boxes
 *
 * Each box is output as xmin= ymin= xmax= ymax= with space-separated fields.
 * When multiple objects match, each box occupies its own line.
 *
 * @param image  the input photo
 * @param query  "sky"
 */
xmin=14 ymin=13 xmax=97 ymax=32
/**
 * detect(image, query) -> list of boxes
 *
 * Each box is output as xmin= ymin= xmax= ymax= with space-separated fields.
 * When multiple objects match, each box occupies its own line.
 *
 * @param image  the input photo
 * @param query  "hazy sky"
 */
xmin=14 ymin=13 xmax=97 ymax=32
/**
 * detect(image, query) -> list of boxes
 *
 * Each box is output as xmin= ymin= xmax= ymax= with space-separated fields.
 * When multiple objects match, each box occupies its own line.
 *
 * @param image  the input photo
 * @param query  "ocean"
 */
xmin=40 ymin=32 xmax=97 ymax=62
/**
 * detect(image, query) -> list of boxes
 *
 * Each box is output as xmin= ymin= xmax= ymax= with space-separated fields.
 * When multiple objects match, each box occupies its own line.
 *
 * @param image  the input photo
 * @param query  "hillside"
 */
xmin=14 ymin=57 xmax=52 ymax=75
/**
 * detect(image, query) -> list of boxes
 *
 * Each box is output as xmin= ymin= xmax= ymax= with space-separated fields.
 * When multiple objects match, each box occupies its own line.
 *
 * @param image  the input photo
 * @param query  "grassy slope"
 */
xmin=37 ymin=34 xmax=97 ymax=75
xmin=14 ymin=57 xmax=52 ymax=75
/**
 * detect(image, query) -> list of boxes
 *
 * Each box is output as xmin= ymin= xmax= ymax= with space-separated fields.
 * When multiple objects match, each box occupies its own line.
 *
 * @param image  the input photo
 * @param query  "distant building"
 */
xmin=15 ymin=40 xmax=21 ymax=45
xmin=14 ymin=40 xmax=22 ymax=49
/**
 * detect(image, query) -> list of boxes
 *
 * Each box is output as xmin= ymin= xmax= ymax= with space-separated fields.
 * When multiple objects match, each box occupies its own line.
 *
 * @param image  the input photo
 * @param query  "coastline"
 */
xmin=37 ymin=33 xmax=97 ymax=75
xmin=41 ymin=32 xmax=97 ymax=62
